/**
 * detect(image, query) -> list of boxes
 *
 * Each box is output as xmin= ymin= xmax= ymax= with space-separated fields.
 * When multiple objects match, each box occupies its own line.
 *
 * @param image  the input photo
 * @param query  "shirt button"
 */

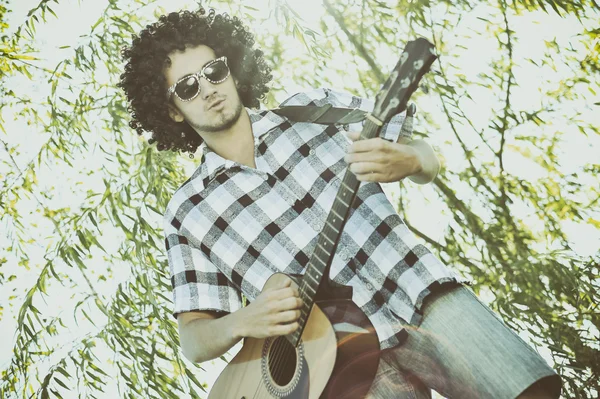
xmin=366 ymin=283 xmax=374 ymax=291
xmin=309 ymin=149 xmax=315 ymax=156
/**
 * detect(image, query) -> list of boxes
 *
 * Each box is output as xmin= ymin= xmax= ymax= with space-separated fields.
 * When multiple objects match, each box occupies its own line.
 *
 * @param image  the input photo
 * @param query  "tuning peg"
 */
xmin=407 ymin=103 xmax=417 ymax=117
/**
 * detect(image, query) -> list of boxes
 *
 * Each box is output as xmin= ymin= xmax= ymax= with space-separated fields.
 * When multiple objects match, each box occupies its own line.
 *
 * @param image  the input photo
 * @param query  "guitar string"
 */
xmin=267 ymin=277 xmax=316 ymax=391
xmin=270 ymin=281 xmax=310 ymax=380
xmin=268 ymin=270 xmax=326 ymax=390
xmin=251 ymin=213 xmax=329 ymax=390
xmin=258 ymin=193 xmax=326 ymax=390
xmin=265 ymin=168 xmax=362 ymax=390
xmin=257 ymin=334 xmax=294 ymax=398
xmin=259 ymin=122 xmax=381 ymax=393
xmin=270 ymin=337 xmax=289 ymax=390
xmin=267 ymin=285 xmax=307 ymax=389
xmin=266 ymin=281 xmax=319 ymax=396
xmin=266 ymin=266 xmax=319 ymax=384
xmin=251 ymin=319 xmax=296 ymax=398
xmin=251 ymin=366 xmax=264 ymax=399
xmin=257 ymin=213 xmax=340 ymax=387
xmin=254 ymin=380 xmax=269 ymax=399
xmin=258 ymin=378 xmax=272 ymax=399
xmin=266 ymin=179 xmax=344 ymax=386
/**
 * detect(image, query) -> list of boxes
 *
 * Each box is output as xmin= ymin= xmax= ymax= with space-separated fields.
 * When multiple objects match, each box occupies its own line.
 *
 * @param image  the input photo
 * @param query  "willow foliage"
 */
xmin=1 ymin=0 xmax=598 ymax=398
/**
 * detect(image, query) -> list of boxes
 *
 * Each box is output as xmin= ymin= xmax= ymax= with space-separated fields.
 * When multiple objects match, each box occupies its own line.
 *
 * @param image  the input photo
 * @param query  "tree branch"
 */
xmin=322 ymin=0 xmax=386 ymax=83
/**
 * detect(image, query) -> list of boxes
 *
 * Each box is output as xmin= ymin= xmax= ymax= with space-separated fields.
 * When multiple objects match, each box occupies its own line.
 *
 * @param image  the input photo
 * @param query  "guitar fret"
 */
xmin=331 ymin=209 xmax=343 ymax=219
xmin=323 ymin=234 xmax=335 ymax=245
xmin=337 ymin=196 xmax=349 ymax=207
xmin=303 ymin=284 xmax=316 ymax=295
xmin=314 ymin=251 xmax=328 ymax=266
xmin=306 ymin=272 xmax=319 ymax=285
xmin=341 ymin=181 xmax=354 ymax=192
xmin=326 ymin=221 xmax=339 ymax=233
xmin=300 ymin=309 xmax=309 ymax=321
xmin=317 ymin=242 xmax=330 ymax=253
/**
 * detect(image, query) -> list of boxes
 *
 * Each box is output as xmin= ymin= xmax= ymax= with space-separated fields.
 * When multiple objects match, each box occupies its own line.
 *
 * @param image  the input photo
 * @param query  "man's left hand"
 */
xmin=343 ymin=131 xmax=423 ymax=183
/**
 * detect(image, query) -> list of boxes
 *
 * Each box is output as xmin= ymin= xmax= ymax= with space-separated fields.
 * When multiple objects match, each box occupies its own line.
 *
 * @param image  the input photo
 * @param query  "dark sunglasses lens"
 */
xmin=204 ymin=60 xmax=229 ymax=82
xmin=175 ymin=76 xmax=200 ymax=100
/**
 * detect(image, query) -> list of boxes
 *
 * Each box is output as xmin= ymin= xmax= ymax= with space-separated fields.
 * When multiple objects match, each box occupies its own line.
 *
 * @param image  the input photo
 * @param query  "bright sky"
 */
xmin=1 ymin=0 xmax=599 ymax=398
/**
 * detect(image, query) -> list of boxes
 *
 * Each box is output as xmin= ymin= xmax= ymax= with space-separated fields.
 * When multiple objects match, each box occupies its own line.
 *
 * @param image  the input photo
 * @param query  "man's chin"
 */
xmin=204 ymin=106 xmax=243 ymax=132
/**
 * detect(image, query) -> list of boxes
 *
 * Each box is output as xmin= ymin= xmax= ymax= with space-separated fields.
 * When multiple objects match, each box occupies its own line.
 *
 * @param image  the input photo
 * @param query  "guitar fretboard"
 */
xmin=289 ymin=120 xmax=381 ymax=347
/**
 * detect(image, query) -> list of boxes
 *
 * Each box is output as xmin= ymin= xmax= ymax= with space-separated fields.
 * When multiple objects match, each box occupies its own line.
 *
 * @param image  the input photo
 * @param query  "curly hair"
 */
xmin=119 ymin=7 xmax=272 ymax=153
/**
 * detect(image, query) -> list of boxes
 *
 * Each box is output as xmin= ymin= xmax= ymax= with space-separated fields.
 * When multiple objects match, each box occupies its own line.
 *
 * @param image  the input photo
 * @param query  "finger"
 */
xmin=349 ymin=161 xmax=380 ymax=176
xmin=267 ymin=291 xmax=300 ymax=310
xmin=271 ymin=286 xmax=299 ymax=301
xmin=345 ymin=131 xmax=361 ymax=142
xmin=355 ymin=171 xmax=383 ymax=182
xmin=280 ymin=278 xmax=292 ymax=288
xmin=349 ymin=138 xmax=389 ymax=154
xmin=263 ymin=277 xmax=291 ymax=293
xmin=344 ymin=151 xmax=382 ymax=164
xmin=276 ymin=309 xmax=301 ymax=323
xmin=268 ymin=322 xmax=299 ymax=336
xmin=274 ymin=296 xmax=303 ymax=311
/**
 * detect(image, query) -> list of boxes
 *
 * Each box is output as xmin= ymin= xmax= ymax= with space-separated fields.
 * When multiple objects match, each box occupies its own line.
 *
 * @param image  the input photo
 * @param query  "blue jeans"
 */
xmin=366 ymin=286 xmax=561 ymax=399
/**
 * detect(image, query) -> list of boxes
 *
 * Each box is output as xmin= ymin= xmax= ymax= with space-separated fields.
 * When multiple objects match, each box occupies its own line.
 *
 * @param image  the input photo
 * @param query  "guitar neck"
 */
xmin=287 ymin=37 xmax=438 ymax=347
xmin=289 ymin=119 xmax=382 ymax=347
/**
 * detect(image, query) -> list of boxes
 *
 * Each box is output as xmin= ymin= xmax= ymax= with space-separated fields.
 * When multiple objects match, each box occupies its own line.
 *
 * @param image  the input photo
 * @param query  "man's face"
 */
xmin=164 ymin=45 xmax=243 ymax=135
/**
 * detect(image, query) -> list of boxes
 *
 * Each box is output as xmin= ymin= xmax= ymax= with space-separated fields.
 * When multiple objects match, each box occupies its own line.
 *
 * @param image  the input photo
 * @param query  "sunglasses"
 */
xmin=166 ymin=56 xmax=230 ymax=102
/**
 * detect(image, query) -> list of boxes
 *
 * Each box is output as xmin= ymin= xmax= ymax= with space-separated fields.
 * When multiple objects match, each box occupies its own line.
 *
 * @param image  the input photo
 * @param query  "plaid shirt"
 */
xmin=164 ymin=88 xmax=460 ymax=349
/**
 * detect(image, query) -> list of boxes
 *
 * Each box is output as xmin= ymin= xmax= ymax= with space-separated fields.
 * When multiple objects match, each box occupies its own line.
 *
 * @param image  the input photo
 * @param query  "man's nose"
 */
xmin=200 ymin=78 xmax=218 ymax=100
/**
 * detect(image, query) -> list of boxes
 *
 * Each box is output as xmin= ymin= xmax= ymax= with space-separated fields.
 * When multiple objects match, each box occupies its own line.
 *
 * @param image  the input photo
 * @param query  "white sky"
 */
xmin=1 ymin=0 xmax=599 ymax=398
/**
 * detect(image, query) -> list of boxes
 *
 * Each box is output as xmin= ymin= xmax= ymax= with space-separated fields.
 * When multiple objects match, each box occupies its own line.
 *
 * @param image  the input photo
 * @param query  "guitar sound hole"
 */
xmin=268 ymin=337 xmax=297 ymax=386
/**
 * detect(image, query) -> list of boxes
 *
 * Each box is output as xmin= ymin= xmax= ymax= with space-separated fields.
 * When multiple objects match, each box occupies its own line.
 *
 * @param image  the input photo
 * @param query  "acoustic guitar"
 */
xmin=208 ymin=38 xmax=438 ymax=399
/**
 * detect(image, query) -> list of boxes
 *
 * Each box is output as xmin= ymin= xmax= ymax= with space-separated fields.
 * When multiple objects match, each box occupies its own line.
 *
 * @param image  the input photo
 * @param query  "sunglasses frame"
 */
xmin=166 ymin=56 xmax=230 ymax=102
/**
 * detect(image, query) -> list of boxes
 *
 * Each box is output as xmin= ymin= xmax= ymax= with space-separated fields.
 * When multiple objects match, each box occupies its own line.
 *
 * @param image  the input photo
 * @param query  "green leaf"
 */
xmin=55 ymin=367 xmax=72 ymax=379
xmin=54 ymin=377 xmax=69 ymax=390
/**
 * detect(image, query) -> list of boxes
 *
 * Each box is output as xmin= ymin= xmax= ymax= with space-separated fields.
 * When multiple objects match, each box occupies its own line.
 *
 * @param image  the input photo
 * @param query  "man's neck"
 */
xmin=200 ymin=109 xmax=256 ymax=169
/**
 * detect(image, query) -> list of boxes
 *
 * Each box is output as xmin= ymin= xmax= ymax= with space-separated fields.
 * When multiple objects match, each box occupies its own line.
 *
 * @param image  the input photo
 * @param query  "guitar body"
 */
xmin=208 ymin=273 xmax=380 ymax=399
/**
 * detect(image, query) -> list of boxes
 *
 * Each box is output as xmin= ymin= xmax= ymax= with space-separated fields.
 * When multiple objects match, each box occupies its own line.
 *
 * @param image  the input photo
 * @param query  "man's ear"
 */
xmin=168 ymin=104 xmax=185 ymax=123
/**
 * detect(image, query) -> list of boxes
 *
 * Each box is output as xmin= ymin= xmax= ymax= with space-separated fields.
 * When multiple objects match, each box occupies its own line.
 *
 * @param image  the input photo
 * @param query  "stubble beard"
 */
xmin=190 ymin=99 xmax=244 ymax=134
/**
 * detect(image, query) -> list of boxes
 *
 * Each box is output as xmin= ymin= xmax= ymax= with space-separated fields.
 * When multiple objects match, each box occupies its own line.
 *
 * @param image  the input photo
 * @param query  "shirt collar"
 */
xmin=246 ymin=107 xmax=287 ymax=141
xmin=192 ymin=107 xmax=287 ymax=186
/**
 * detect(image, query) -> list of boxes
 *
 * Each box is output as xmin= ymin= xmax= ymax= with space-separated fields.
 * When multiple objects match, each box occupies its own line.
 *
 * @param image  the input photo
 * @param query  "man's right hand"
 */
xmin=233 ymin=277 xmax=303 ymax=339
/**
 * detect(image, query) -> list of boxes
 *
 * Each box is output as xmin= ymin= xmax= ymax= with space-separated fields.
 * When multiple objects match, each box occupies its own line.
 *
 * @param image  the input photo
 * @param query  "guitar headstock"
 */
xmin=372 ymin=38 xmax=437 ymax=122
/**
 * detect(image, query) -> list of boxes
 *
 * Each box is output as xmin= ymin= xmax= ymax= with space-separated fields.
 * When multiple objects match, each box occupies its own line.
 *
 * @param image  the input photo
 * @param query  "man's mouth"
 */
xmin=208 ymin=98 xmax=225 ymax=110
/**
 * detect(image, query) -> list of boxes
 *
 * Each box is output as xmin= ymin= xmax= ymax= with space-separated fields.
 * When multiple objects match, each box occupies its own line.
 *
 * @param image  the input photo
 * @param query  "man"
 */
xmin=119 ymin=7 xmax=561 ymax=399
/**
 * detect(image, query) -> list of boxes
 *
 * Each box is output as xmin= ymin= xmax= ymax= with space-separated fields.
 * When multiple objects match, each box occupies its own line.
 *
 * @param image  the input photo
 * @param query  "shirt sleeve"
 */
xmin=165 ymin=230 xmax=243 ymax=318
xmin=280 ymin=88 xmax=413 ymax=142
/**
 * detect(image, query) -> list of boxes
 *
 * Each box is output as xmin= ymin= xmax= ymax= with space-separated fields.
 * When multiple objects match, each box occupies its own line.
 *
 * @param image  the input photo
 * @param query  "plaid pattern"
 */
xmin=164 ymin=88 xmax=461 ymax=349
